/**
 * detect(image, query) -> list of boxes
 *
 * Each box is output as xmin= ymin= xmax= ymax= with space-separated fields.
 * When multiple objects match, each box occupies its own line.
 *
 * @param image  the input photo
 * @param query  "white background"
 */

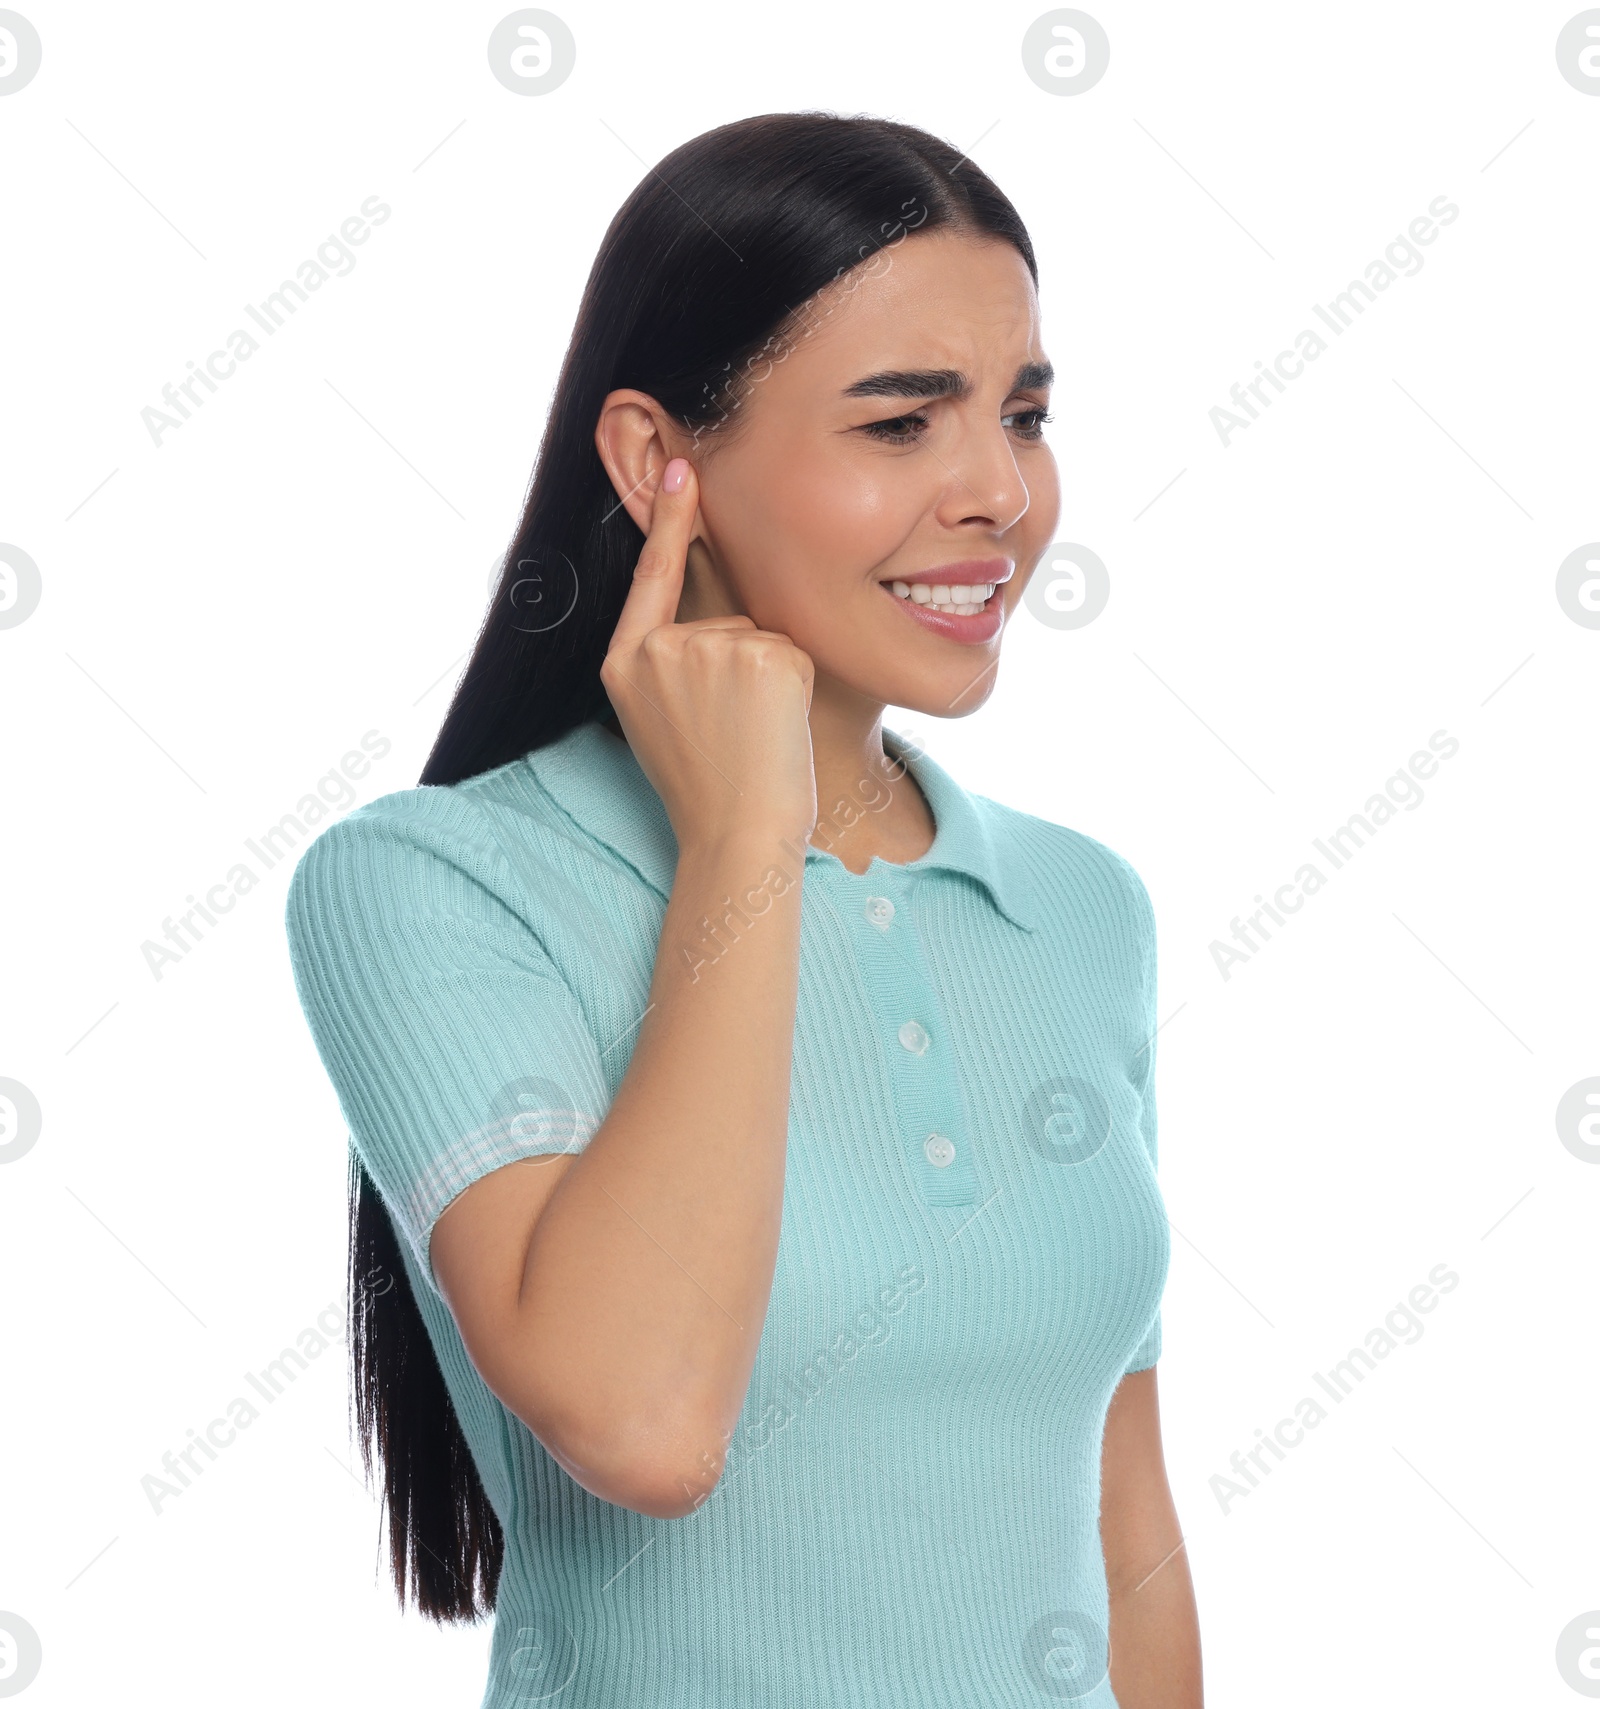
xmin=2 ymin=2 xmax=1597 ymax=1704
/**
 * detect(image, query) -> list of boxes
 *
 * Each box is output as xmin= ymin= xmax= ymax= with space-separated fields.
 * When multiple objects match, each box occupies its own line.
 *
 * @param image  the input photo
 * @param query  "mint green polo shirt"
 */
xmin=285 ymin=717 xmax=1168 ymax=1708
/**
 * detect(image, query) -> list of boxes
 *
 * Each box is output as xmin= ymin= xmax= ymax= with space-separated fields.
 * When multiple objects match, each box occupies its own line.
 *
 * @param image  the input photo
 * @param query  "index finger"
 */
xmin=607 ymin=457 xmax=697 ymax=655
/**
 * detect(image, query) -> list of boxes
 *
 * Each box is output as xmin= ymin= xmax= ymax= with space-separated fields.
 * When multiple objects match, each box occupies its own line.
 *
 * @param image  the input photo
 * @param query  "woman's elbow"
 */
xmin=514 ymin=1390 xmax=730 ymax=1519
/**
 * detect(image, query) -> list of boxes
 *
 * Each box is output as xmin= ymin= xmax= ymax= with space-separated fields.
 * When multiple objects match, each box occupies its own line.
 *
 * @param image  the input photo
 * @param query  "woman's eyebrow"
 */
xmin=841 ymin=360 xmax=1054 ymax=401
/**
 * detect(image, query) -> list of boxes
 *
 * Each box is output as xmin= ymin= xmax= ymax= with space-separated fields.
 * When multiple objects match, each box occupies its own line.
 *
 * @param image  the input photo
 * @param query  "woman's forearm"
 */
xmin=1101 ymin=1368 xmax=1204 ymax=1705
xmin=510 ymin=823 xmax=804 ymax=1514
xmin=1107 ymin=1537 xmax=1202 ymax=1707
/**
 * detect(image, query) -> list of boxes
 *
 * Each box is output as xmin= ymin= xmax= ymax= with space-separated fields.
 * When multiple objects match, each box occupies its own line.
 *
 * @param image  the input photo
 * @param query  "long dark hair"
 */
xmin=352 ymin=109 xmax=1038 ymax=1621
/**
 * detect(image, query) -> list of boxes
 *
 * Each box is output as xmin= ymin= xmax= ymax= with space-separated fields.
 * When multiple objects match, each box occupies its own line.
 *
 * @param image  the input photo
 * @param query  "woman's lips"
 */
xmin=878 ymin=579 xmax=1004 ymax=643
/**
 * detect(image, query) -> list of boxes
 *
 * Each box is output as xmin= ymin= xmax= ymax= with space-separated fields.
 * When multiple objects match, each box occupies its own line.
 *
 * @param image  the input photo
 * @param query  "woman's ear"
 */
xmin=594 ymin=389 xmax=700 ymax=540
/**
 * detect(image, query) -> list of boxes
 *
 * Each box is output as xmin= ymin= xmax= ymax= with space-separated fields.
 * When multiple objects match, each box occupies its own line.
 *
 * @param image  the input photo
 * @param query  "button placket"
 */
xmin=832 ymin=866 xmax=978 ymax=1208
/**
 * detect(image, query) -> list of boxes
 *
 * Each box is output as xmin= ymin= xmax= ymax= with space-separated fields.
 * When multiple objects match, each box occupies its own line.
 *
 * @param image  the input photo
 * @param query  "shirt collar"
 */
xmin=521 ymin=718 xmax=1037 ymax=933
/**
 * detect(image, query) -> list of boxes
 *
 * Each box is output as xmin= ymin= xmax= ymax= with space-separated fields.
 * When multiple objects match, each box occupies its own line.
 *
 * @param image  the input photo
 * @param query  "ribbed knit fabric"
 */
xmin=284 ymin=718 xmax=1169 ymax=1709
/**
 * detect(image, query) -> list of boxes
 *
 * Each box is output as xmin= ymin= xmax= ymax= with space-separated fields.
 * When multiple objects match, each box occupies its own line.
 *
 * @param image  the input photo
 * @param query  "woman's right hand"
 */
xmin=599 ymin=457 xmax=818 ymax=853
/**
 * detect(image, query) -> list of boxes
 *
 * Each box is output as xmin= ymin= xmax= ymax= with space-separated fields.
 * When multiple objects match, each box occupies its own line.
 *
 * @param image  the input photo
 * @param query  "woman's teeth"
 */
xmin=888 ymin=580 xmax=996 ymax=616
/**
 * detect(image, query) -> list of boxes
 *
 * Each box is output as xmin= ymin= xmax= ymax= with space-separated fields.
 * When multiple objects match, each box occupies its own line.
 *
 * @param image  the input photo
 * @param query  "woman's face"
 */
xmin=673 ymin=228 xmax=1059 ymax=722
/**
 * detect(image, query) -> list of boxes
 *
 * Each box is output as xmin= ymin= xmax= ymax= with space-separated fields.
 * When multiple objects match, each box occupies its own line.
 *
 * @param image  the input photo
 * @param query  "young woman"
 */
xmin=286 ymin=111 xmax=1201 ymax=1708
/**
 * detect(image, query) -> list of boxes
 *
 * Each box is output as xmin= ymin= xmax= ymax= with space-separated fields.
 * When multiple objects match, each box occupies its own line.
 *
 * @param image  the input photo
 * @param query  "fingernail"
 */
xmin=662 ymin=457 xmax=689 ymax=494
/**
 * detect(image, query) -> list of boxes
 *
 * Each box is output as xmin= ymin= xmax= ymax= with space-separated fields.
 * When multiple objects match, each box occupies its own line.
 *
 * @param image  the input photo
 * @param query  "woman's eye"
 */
xmin=1005 ymin=408 xmax=1054 ymax=439
xmin=858 ymin=406 xmax=1054 ymax=444
xmin=860 ymin=411 xmax=930 ymax=442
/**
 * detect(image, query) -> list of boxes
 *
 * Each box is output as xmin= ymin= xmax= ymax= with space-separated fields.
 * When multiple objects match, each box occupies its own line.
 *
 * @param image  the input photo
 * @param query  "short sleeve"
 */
xmin=1115 ymin=850 xmax=1162 ymax=1376
xmin=284 ymin=788 xmax=612 ymax=1298
xmin=1121 ymin=1046 xmax=1162 ymax=1375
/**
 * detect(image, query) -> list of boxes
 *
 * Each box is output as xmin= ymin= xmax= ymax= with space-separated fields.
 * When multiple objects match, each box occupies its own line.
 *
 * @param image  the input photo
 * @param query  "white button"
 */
xmin=898 ymin=1020 xmax=930 ymax=1055
xmin=864 ymin=896 xmax=895 ymax=928
xmin=924 ymin=1132 xmax=956 ymax=1168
